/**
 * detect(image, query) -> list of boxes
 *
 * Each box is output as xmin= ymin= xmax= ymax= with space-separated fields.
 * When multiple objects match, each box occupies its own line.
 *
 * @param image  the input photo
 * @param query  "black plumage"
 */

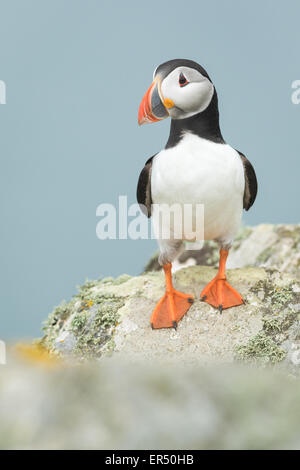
xmin=237 ymin=151 xmax=258 ymax=210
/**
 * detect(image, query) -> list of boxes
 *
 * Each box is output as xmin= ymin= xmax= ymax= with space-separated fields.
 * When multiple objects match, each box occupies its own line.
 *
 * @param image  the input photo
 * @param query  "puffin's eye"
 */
xmin=179 ymin=72 xmax=188 ymax=87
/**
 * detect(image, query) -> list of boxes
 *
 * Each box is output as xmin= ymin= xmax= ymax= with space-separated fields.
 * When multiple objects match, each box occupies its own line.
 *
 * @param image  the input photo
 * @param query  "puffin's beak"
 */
xmin=138 ymin=78 xmax=170 ymax=125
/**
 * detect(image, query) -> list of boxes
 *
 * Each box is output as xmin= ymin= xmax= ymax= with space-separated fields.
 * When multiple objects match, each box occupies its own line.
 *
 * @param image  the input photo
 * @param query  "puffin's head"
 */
xmin=138 ymin=59 xmax=215 ymax=125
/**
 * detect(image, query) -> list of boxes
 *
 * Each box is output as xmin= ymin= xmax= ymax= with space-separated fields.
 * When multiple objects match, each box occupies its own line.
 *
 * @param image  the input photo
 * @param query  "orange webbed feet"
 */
xmin=151 ymin=289 xmax=194 ymax=329
xmin=150 ymin=263 xmax=194 ymax=329
xmin=200 ymin=248 xmax=244 ymax=313
xmin=200 ymin=277 xmax=243 ymax=313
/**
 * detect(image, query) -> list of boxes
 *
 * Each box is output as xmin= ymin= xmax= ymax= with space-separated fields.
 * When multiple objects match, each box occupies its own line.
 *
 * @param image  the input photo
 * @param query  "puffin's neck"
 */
xmin=165 ymin=91 xmax=225 ymax=149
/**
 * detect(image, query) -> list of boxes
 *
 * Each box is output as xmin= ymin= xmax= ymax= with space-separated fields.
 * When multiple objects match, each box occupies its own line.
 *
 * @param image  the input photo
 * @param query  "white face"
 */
xmin=159 ymin=66 xmax=214 ymax=119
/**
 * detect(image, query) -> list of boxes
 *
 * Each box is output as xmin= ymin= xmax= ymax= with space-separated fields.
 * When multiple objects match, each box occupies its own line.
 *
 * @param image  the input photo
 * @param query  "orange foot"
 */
xmin=200 ymin=248 xmax=244 ymax=313
xmin=150 ymin=263 xmax=194 ymax=329
xmin=200 ymin=277 xmax=243 ymax=313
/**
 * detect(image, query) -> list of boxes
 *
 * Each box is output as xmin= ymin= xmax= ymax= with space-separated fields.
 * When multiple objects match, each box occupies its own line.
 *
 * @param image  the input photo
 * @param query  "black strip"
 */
xmin=165 ymin=91 xmax=225 ymax=149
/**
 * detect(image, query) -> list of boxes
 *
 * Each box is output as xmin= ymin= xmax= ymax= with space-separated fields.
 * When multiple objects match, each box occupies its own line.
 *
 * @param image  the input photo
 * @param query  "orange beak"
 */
xmin=138 ymin=79 xmax=170 ymax=126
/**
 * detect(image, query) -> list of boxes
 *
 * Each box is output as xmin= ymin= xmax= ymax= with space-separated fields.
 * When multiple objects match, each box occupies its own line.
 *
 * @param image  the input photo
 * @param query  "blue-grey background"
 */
xmin=0 ymin=0 xmax=299 ymax=339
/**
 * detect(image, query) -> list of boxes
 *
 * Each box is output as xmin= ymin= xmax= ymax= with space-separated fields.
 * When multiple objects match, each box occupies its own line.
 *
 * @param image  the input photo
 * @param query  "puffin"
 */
xmin=137 ymin=59 xmax=257 ymax=329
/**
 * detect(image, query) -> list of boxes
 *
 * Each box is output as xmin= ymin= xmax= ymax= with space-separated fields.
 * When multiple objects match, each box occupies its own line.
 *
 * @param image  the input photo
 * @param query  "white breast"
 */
xmin=151 ymin=133 xmax=245 ymax=244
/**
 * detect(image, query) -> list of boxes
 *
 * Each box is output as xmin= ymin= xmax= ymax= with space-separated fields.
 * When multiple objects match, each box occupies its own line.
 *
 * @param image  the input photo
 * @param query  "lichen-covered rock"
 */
xmin=144 ymin=224 xmax=300 ymax=278
xmin=42 ymin=265 xmax=300 ymax=373
xmin=1 ymin=357 xmax=300 ymax=449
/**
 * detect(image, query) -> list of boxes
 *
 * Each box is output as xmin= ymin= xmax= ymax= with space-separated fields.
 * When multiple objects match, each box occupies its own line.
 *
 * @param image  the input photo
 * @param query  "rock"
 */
xmin=42 ymin=265 xmax=300 ymax=374
xmin=1 ymin=356 xmax=300 ymax=449
xmin=8 ymin=223 xmax=300 ymax=449
xmin=144 ymin=224 xmax=300 ymax=277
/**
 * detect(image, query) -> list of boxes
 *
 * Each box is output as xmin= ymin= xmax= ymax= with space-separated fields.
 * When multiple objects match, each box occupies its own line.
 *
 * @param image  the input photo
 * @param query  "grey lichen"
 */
xmin=76 ymin=279 xmax=99 ymax=298
xmin=42 ymin=262 xmax=300 ymax=371
xmin=71 ymin=311 xmax=88 ymax=332
xmin=72 ymin=294 xmax=124 ymax=358
xmin=275 ymin=225 xmax=300 ymax=245
xmin=257 ymin=247 xmax=273 ymax=265
xmin=112 ymin=274 xmax=132 ymax=285
xmin=42 ymin=300 xmax=75 ymax=350
xmin=92 ymin=295 xmax=123 ymax=328
xmin=235 ymin=331 xmax=286 ymax=365
xmin=270 ymin=286 xmax=293 ymax=309
xmin=263 ymin=311 xmax=296 ymax=335
xmin=97 ymin=274 xmax=132 ymax=286
xmin=235 ymin=277 xmax=300 ymax=365
xmin=42 ymin=276 xmax=125 ymax=359
xmin=251 ymin=279 xmax=294 ymax=310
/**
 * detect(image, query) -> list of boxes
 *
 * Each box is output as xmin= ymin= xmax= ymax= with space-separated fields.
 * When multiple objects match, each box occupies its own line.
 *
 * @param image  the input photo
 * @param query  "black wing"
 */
xmin=237 ymin=150 xmax=258 ymax=211
xmin=136 ymin=155 xmax=156 ymax=218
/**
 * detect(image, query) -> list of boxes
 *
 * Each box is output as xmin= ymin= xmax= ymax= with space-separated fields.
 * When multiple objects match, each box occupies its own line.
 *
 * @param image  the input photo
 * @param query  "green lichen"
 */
xmin=71 ymin=312 xmax=88 ymax=332
xmin=112 ymin=274 xmax=132 ymax=285
xmin=270 ymin=286 xmax=293 ymax=309
xmin=100 ymin=276 xmax=115 ymax=284
xmin=103 ymin=337 xmax=116 ymax=356
xmin=42 ymin=300 xmax=76 ymax=349
xmin=251 ymin=279 xmax=294 ymax=311
xmin=42 ymin=271 xmax=126 ymax=358
xmin=77 ymin=279 xmax=99 ymax=296
xmin=72 ymin=294 xmax=124 ymax=358
xmin=44 ymin=302 xmax=71 ymax=329
xmin=275 ymin=225 xmax=300 ymax=247
xmin=135 ymin=288 xmax=145 ymax=297
xmin=236 ymin=276 xmax=299 ymax=365
xmin=235 ymin=331 xmax=286 ymax=365
xmin=256 ymin=247 xmax=273 ymax=264
xmin=100 ymin=275 xmax=132 ymax=285
xmin=263 ymin=311 xmax=296 ymax=334
xmin=92 ymin=297 xmax=123 ymax=329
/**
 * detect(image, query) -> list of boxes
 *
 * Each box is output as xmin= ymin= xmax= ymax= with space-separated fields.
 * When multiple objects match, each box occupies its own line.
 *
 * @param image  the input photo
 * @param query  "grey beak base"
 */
xmin=151 ymin=84 xmax=169 ymax=120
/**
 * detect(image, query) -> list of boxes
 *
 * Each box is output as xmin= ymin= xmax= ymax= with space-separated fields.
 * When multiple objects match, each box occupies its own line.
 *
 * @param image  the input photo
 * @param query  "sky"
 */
xmin=0 ymin=0 xmax=299 ymax=339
